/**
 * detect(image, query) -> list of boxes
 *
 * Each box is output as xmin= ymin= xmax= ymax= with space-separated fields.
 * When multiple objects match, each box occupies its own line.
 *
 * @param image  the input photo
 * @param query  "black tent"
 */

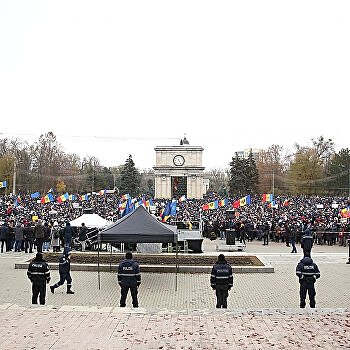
xmin=97 ymin=205 xmax=179 ymax=290
xmin=99 ymin=205 xmax=177 ymax=243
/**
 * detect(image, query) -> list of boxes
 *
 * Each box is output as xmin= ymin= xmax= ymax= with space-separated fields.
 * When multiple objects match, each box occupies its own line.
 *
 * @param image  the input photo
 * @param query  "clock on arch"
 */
xmin=173 ymin=155 xmax=185 ymax=166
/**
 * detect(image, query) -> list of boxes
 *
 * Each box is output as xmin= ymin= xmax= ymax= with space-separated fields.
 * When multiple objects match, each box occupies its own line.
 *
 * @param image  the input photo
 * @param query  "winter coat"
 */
xmin=210 ymin=259 xmax=233 ymax=290
xmin=0 ymin=224 xmax=9 ymax=240
xmin=14 ymin=225 xmax=24 ymax=241
xmin=27 ymin=256 xmax=51 ymax=284
xmin=117 ymin=259 xmax=141 ymax=287
xmin=296 ymin=257 xmax=320 ymax=284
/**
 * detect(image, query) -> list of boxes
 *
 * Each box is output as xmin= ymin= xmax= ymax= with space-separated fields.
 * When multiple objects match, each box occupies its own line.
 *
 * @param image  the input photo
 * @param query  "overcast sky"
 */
xmin=0 ymin=1 xmax=349 ymax=170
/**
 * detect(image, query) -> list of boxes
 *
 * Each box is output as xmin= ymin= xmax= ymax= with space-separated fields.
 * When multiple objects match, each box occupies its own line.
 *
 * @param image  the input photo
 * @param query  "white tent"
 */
xmin=69 ymin=213 xmax=110 ymax=228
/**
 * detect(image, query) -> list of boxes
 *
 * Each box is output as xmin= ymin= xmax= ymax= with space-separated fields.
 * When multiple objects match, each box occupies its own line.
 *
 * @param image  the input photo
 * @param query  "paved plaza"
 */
xmin=0 ymin=239 xmax=349 ymax=349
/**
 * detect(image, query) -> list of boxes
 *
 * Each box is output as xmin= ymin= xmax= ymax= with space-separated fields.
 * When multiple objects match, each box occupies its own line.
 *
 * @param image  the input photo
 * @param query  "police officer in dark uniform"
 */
xmin=27 ymin=252 xmax=51 ymax=305
xmin=117 ymin=251 xmax=141 ymax=308
xmin=210 ymin=254 xmax=233 ymax=308
xmin=301 ymin=224 xmax=314 ymax=257
xmin=50 ymin=247 xmax=75 ymax=294
xmin=296 ymin=256 xmax=320 ymax=308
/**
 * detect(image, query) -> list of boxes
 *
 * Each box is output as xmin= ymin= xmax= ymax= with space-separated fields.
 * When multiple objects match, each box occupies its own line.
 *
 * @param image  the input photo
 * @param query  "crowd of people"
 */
xmin=0 ymin=193 xmax=349 ymax=254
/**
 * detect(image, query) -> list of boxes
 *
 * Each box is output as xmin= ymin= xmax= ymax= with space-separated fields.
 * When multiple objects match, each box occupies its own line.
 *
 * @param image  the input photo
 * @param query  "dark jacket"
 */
xmin=0 ymin=223 xmax=9 ymax=240
xmin=34 ymin=222 xmax=44 ymax=239
xmin=59 ymin=250 xmax=71 ymax=274
xmin=301 ymin=230 xmax=314 ymax=251
xmin=78 ymin=225 xmax=88 ymax=241
xmin=63 ymin=224 xmax=74 ymax=242
xmin=296 ymin=257 xmax=320 ymax=284
xmin=210 ymin=259 xmax=233 ymax=290
xmin=23 ymin=225 xmax=34 ymax=240
xmin=27 ymin=256 xmax=51 ymax=284
xmin=117 ymin=258 xmax=141 ymax=287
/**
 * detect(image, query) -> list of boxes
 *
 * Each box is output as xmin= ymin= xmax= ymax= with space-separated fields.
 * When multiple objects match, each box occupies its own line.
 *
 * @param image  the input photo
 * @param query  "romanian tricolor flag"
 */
xmin=0 ymin=181 xmax=7 ymax=188
xmin=40 ymin=193 xmax=54 ymax=204
xmin=262 ymin=194 xmax=273 ymax=202
xmin=80 ymin=194 xmax=89 ymax=201
xmin=57 ymin=193 xmax=69 ymax=203
xmin=218 ymin=199 xmax=228 ymax=207
xmin=202 ymin=203 xmax=209 ymax=210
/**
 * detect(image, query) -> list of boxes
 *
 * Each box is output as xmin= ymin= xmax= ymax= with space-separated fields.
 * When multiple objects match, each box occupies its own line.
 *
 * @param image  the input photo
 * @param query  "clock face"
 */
xmin=173 ymin=155 xmax=185 ymax=166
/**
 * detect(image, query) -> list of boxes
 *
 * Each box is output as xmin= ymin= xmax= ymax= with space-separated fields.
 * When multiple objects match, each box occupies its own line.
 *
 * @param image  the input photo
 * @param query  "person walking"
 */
xmin=289 ymin=222 xmax=298 ymax=253
xmin=50 ymin=247 xmax=75 ymax=294
xmin=296 ymin=256 xmax=320 ymax=308
xmin=78 ymin=223 xmax=88 ymax=252
xmin=117 ymin=251 xmax=141 ymax=308
xmin=210 ymin=254 xmax=233 ymax=308
xmin=262 ymin=221 xmax=269 ymax=246
xmin=27 ymin=252 xmax=51 ymax=305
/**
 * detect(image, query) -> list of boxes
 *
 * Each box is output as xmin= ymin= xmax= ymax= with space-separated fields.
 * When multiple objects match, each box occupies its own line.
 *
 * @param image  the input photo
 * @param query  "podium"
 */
xmin=226 ymin=229 xmax=236 ymax=245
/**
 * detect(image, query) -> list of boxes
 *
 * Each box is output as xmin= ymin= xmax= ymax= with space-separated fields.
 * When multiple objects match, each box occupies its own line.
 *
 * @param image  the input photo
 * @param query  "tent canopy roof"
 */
xmin=99 ymin=205 xmax=177 ymax=243
xmin=69 ymin=213 xmax=109 ymax=228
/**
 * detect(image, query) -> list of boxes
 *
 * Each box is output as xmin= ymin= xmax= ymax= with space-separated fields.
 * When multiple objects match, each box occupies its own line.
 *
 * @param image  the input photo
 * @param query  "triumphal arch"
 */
xmin=153 ymin=137 xmax=205 ymax=199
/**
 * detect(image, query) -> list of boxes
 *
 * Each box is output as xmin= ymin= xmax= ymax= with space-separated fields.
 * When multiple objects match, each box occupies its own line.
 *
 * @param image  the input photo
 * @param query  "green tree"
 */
xmin=228 ymin=153 xmax=246 ymax=196
xmin=326 ymin=148 xmax=350 ymax=196
xmin=245 ymin=149 xmax=259 ymax=194
xmin=119 ymin=155 xmax=141 ymax=196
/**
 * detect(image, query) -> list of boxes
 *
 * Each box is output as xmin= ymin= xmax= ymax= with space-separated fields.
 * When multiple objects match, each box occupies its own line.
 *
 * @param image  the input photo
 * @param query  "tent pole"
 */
xmin=175 ymin=241 xmax=178 ymax=292
xmin=97 ymin=233 xmax=101 ymax=290
xmin=109 ymin=243 xmax=112 ymax=271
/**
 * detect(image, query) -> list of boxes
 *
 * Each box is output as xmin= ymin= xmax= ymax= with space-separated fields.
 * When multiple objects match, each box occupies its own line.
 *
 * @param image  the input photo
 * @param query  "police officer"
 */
xmin=296 ymin=256 xmax=320 ymax=308
xmin=27 ymin=252 xmax=51 ymax=305
xmin=301 ymin=224 xmax=314 ymax=257
xmin=117 ymin=251 xmax=141 ymax=308
xmin=210 ymin=254 xmax=233 ymax=308
xmin=50 ymin=247 xmax=75 ymax=294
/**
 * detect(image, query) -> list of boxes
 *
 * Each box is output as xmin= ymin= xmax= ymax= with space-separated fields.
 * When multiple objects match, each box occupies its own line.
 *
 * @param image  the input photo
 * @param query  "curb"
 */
xmin=15 ymin=262 xmax=274 ymax=273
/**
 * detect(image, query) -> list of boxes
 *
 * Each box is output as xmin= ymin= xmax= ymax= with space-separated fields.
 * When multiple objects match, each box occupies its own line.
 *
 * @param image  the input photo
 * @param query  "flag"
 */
xmin=0 ymin=181 xmax=7 ymax=188
xmin=122 ymin=198 xmax=134 ymax=217
xmin=262 ymin=194 xmax=273 ymax=202
xmin=99 ymin=189 xmax=106 ymax=196
xmin=162 ymin=202 xmax=171 ymax=222
xmin=341 ymin=208 xmax=350 ymax=218
xmin=57 ymin=193 xmax=69 ymax=203
xmin=268 ymin=200 xmax=278 ymax=208
xmin=208 ymin=200 xmax=219 ymax=210
xmin=121 ymin=193 xmax=130 ymax=200
xmin=202 ymin=203 xmax=209 ymax=210
xmin=282 ymin=199 xmax=290 ymax=207
xmin=40 ymin=193 xmax=54 ymax=204
xmin=31 ymin=191 xmax=40 ymax=199
xmin=233 ymin=200 xmax=240 ymax=208
xmin=14 ymin=195 xmax=21 ymax=207
xmin=80 ymin=194 xmax=89 ymax=201
xmin=179 ymin=195 xmax=186 ymax=202
xmin=218 ymin=199 xmax=228 ymax=207
xmin=240 ymin=195 xmax=251 ymax=206
xmin=69 ymin=194 xmax=76 ymax=201
xmin=170 ymin=200 xmax=177 ymax=216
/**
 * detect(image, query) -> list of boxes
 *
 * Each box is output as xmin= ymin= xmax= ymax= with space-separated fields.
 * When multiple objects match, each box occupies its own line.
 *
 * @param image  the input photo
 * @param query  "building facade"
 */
xmin=153 ymin=140 xmax=205 ymax=199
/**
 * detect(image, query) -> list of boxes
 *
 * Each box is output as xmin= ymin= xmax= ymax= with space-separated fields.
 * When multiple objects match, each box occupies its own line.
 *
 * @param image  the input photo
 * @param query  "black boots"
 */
xmin=50 ymin=285 xmax=56 ymax=294
xmin=67 ymin=285 xmax=75 ymax=294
